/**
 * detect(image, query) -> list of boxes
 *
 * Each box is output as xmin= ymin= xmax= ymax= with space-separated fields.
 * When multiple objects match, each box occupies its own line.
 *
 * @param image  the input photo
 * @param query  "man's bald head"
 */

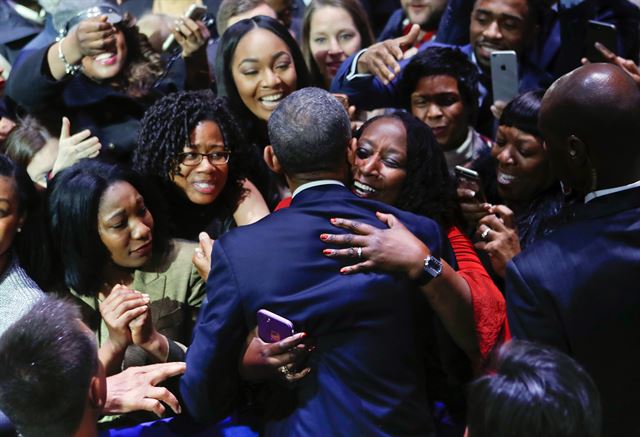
xmin=539 ymin=63 xmax=640 ymax=195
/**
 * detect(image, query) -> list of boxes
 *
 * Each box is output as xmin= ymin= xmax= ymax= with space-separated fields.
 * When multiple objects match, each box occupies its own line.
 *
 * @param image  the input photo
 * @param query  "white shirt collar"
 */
xmin=292 ymin=180 xmax=345 ymax=198
xmin=584 ymin=179 xmax=640 ymax=203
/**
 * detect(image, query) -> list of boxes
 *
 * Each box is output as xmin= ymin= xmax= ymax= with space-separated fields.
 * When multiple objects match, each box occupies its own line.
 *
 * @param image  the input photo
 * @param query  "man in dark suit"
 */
xmin=505 ymin=63 xmax=640 ymax=436
xmin=180 ymin=88 xmax=457 ymax=435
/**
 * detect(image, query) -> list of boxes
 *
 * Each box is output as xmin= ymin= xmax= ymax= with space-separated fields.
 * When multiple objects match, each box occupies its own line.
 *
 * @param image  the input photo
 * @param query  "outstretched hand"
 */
xmin=356 ymin=24 xmax=421 ymax=84
xmin=321 ymin=212 xmax=429 ymax=279
xmin=51 ymin=117 xmax=101 ymax=176
xmin=104 ymin=361 xmax=186 ymax=416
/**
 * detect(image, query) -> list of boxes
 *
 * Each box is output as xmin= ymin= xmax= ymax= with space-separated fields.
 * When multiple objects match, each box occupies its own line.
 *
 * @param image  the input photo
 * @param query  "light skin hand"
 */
xmin=192 ymin=232 xmax=214 ymax=281
xmin=321 ymin=212 xmax=429 ymax=279
xmin=474 ymin=204 xmax=520 ymax=278
xmin=104 ymin=361 xmax=186 ymax=416
xmin=173 ymin=16 xmax=210 ymax=58
xmin=241 ymin=328 xmax=311 ymax=383
xmin=356 ymin=24 xmax=421 ymax=84
xmin=51 ymin=117 xmax=101 ymax=176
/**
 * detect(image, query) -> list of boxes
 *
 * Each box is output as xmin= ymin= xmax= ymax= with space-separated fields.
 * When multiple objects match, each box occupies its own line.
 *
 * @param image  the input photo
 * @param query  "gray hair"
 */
xmin=268 ymin=87 xmax=351 ymax=175
xmin=0 ymin=296 xmax=98 ymax=437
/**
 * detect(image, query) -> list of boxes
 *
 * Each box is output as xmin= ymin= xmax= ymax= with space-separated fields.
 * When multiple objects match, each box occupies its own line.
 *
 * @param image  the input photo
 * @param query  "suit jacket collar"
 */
xmin=289 ymin=183 xmax=356 ymax=207
xmin=574 ymin=186 xmax=640 ymax=221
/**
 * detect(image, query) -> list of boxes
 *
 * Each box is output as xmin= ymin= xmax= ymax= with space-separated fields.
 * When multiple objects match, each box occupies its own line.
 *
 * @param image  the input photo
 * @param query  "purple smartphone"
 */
xmin=257 ymin=309 xmax=294 ymax=343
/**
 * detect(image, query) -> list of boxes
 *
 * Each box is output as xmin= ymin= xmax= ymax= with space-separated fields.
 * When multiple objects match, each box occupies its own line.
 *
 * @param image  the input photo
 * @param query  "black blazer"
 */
xmin=506 ymin=186 xmax=640 ymax=436
xmin=181 ymin=184 xmax=443 ymax=436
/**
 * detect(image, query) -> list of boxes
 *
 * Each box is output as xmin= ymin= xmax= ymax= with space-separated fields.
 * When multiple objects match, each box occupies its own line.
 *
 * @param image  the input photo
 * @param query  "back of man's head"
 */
xmin=268 ymin=87 xmax=351 ymax=176
xmin=467 ymin=340 xmax=601 ymax=437
xmin=0 ymin=296 xmax=99 ymax=437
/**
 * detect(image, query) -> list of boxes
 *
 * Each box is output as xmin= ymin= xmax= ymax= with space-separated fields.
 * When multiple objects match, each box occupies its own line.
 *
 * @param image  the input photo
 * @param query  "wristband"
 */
xmin=57 ymin=37 xmax=82 ymax=76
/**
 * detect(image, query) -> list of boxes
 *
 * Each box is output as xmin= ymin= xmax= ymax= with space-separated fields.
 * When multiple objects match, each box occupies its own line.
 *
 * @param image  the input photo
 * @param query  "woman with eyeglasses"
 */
xmin=134 ymin=90 xmax=269 ymax=243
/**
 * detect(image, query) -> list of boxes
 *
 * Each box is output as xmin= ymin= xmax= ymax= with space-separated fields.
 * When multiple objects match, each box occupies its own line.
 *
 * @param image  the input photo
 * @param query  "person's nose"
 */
xmin=360 ymin=155 xmax=381 ymax=176
xmin=496 ymin=145 xmax=515 ymax=165
xmin=328 ymin=37 xmax=343 ymax=56
xmin=195 ymin=154 xmax=216 ymax=172
xmin=132 ymin=218 xmax=152 ymax=241
xmin=426 ymin=102 xmax=443 ymax=119
xmin=261 ymin=68 xmax=283 ymax=88
xmin=483 ymin=19 xmax=502 ymax=41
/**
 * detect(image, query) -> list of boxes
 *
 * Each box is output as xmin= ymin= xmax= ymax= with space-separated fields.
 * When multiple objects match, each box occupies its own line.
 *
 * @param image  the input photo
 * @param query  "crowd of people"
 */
xmin=0 ymin=0 xmax=639 ymax=436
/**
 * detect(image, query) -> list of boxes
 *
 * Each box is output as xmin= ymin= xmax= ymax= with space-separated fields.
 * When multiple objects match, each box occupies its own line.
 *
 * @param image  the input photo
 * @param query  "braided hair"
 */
xmin=134 ymin=90 xmax=250 ymax=210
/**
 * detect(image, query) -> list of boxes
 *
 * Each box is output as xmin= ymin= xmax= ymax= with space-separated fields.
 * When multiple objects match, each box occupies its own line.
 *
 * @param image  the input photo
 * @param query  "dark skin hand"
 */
xmin=474 ymin=204 xmax=521 ymax=278
xmin=320 ymin=212 xmax=479 ymax=364
xmin=241 ymin=328 xmax=312 ymax=384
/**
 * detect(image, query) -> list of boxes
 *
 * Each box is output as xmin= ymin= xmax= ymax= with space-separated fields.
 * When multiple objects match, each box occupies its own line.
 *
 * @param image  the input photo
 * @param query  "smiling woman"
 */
xmin=216 ymin=15 xmax=310 ymax=204
xmin=47 ymin=161 xmax=205 ymax=377
xmin=135 ymin=90 xmax=269 ymax=241
xmin=301 ymin=0 xmax=374 ymax=88
xmin=5 ymin=2 xmax=211 ymax=162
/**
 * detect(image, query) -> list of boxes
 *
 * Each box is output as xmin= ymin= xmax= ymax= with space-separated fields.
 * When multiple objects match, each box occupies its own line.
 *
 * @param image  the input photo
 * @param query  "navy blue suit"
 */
xmin=506 ymin=187 xmax=640 ymax=436
xmin=181 ymin=184 xmax=443 ymax=436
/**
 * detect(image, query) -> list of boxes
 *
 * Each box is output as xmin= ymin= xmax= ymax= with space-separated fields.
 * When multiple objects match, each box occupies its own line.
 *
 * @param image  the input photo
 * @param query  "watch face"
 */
xmin=424 ymin=256 xmax=443 ymax=277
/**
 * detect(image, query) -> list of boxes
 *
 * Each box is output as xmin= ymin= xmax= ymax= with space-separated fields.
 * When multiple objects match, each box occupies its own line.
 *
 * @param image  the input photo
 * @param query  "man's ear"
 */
xmin=346 ymin=138 xmax=357 ymax=165
xmin=263 ymin=145 xmax=283 ymax=174
xmin=567 ymin=134 xmax=588 ymax=163
xmin=88 ymin=374 xmax=106 ymax=412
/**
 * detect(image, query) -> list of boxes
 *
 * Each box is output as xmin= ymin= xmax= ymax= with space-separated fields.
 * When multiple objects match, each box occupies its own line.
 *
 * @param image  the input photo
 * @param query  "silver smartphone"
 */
xmin=490 ymin=50 xmax=519 ymax=104
xmin=162 ymin=4 xmax=208 ymax=52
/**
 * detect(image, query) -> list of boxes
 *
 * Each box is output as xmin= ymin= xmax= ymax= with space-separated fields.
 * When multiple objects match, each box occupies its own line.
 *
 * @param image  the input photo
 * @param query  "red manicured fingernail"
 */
xmin=323 ymin=249 xmax=333 ymax=255
xmin=330 ymin=218 xmax=337 ymax=224
xmin=320 ymin=234 xmax=329 ymax=240
xmin=340 ymin=267 xmax=348 ymax=274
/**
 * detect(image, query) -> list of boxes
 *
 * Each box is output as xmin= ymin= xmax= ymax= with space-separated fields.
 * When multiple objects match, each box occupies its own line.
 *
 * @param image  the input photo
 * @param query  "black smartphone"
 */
xmin=455 ymin=165 xmax=486 ymax=203
xmin=586 ymin=20 xmax=617 ymax=63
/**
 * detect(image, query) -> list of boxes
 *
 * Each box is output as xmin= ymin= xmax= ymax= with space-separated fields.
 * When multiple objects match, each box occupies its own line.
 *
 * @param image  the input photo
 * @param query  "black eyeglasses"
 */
xmin=177 ymin=151 xmax=231 ymax=166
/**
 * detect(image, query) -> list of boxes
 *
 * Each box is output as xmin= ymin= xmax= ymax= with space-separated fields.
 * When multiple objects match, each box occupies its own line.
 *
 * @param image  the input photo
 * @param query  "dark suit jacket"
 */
xmin=181 ymin=184 xmax=443 ymax=436
xmin=506 ymin=187 xmax=640 ymax=436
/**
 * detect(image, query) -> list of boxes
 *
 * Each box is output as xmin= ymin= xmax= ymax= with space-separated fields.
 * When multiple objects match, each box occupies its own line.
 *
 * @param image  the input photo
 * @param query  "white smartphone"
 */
xmin=490 ymin=50 xmax=519 ymax=104
xmin=162 ymin=4 xmax=208 ymax=52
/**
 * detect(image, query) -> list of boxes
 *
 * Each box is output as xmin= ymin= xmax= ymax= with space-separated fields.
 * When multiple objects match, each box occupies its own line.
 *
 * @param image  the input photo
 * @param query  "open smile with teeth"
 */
xmin=94 ymin=52 xmax=117 ymax=65
xmin=497 ymin=172 xmax=516 ymax=185
xmin=352 ymin=180 xmax=378 ymax=196
xmin=193 ymin=181 xmax=217 ymax=193
xmin=259 ymin=93 xmax=285 ymax=108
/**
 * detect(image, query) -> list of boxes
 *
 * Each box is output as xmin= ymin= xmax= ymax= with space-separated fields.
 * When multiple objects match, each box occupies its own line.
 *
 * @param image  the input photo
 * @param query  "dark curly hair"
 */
xmin=134 ymin=90 xmax=250 ymax=210
xmin=107 ymin=15 xmax=165 ymax=99
xmin=355 ymin=111 xmax=463 ymax=229
xmin=401 ymin=46 xmax=481 ymax=124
